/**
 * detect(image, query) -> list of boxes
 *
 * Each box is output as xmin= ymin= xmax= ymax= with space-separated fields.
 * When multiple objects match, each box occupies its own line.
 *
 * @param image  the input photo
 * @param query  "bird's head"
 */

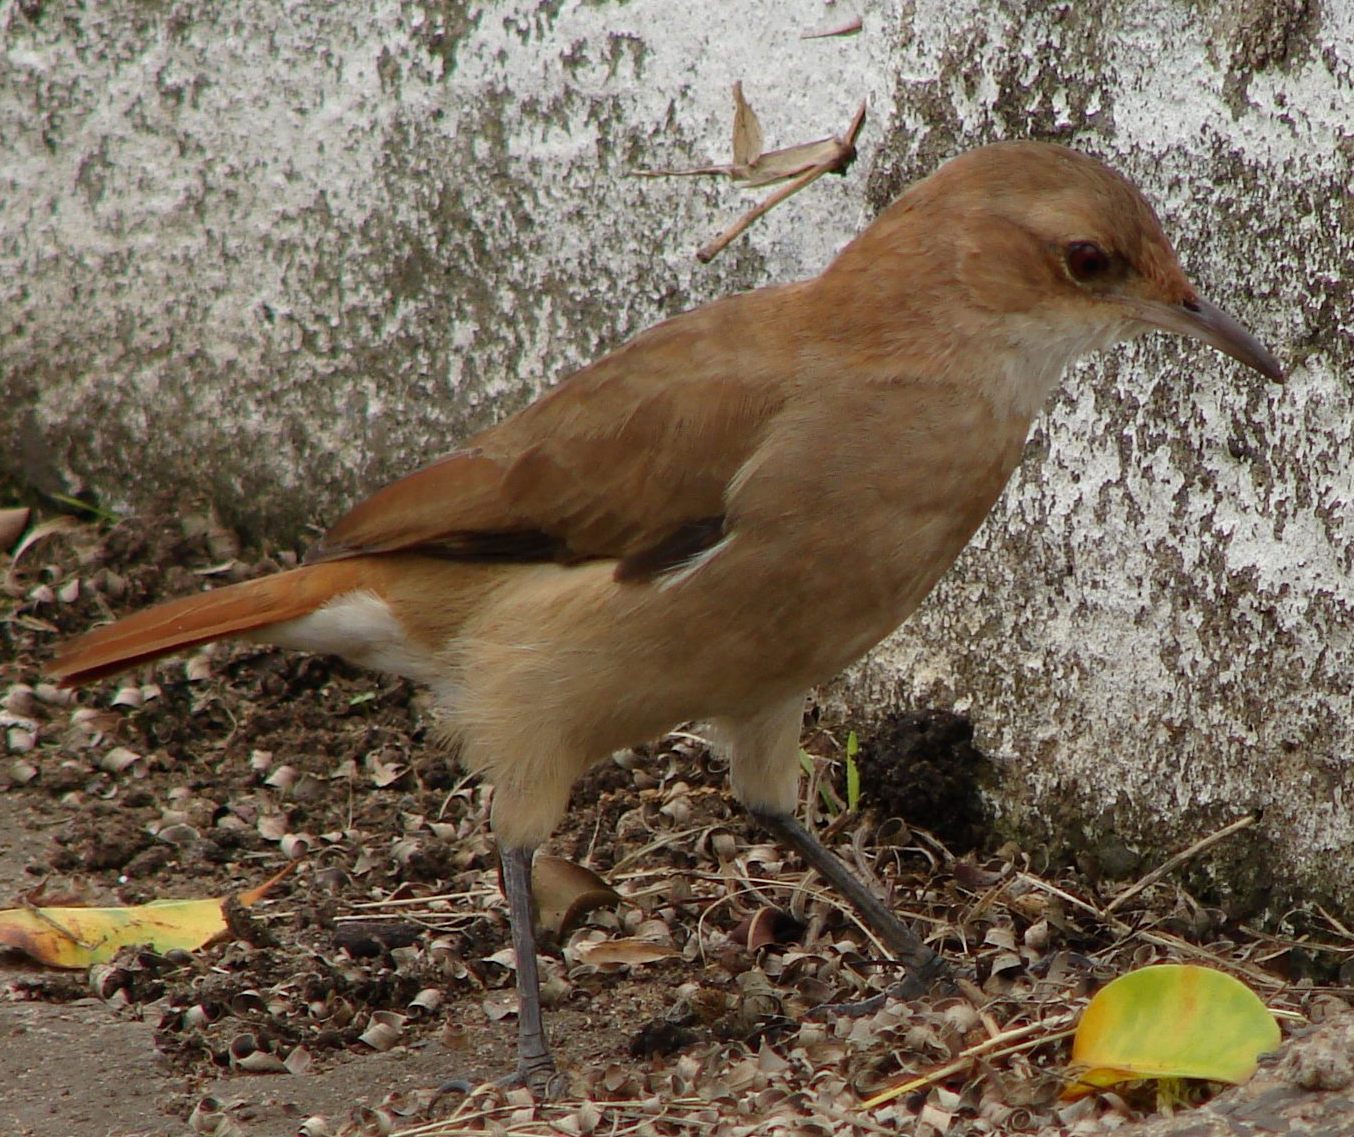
xmin=828 ymin=141 xmax=1282 ymax=401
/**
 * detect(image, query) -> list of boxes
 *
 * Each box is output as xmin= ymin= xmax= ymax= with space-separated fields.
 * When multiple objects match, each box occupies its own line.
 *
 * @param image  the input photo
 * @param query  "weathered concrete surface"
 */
xmin=1 ymin=0 xmax=881 ymax=535
xmin=2 ymin=3 xmax=1350 ymax=908
xmin=843 ymin=0 xmax=1354 ymax=916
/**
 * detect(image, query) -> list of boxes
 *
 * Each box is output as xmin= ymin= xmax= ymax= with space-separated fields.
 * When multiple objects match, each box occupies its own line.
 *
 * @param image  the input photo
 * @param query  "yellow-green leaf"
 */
xmin=0 ymin=865 xmax=293 ymax=969
xmin=1065 ymin=964 xmax=1281 ymax=1100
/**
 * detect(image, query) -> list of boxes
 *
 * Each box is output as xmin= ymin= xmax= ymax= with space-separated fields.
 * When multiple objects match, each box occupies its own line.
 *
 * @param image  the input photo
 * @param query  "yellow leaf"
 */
xmin=0 ymin=864 xmax=293 ymax=969
xmin=1064 ymin=964 xmax=1281 ymax=1100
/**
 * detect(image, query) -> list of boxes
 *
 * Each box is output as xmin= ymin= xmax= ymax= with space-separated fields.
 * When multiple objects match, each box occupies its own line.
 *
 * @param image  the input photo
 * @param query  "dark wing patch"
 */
xmin=615 ymin=516 xmax=726 ymax=583
xmin=400 ymin=529 xmax=569 ymax=563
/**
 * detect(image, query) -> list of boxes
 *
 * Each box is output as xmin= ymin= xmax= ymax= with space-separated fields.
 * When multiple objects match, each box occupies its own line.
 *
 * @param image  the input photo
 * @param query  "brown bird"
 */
xmin=52 ymin=141 xmax=1282 ymax=1094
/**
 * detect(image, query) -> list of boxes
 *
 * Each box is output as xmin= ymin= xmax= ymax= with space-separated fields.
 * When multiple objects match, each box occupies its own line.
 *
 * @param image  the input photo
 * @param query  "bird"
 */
xmin=51 ymin=140 xmax=1283 ymax=1095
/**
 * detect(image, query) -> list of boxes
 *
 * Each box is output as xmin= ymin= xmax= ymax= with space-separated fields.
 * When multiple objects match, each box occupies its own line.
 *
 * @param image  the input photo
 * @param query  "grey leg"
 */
xmin=500 ymin=844 xmax=564 ymax=1096
xmin=750 ymin=808 xmax=952 ymax=996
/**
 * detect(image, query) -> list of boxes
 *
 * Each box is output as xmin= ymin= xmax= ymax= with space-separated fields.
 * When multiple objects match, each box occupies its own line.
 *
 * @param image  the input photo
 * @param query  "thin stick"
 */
xmin=1106 ymin=812 xmax=1259 ymax=914
xmin=696 ymin=102 xmax=866 ymax=262
xmin=859 ymin=1014 xmax=1078 ymax=1108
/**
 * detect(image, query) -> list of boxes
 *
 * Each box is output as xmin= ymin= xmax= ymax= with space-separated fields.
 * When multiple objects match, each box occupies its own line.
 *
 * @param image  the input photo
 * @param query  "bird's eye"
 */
xmin=1065 ymin=241 xmax=1113 ymax=283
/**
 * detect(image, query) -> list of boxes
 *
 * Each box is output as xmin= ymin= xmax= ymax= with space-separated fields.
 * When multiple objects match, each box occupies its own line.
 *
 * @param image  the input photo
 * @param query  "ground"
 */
xmin=1 ymin=509 xmax=1351 ymax=1137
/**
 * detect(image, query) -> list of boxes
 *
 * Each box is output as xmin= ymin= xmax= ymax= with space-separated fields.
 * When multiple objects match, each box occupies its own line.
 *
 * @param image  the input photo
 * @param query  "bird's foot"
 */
xmin=514 ymin=1055 xmax=568 ymax=1100
xmin=432 ymin=1057 xmax=567 ymax=1104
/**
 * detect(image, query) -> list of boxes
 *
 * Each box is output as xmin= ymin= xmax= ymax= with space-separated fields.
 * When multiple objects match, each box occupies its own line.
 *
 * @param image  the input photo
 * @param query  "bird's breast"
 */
xmin=660 ymin=386 xmax=1034 ymax=698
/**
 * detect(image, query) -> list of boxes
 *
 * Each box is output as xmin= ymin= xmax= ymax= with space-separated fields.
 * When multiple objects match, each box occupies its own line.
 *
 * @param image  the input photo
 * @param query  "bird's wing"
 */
xmin=309 ymin=291 xmax=794 ymax=581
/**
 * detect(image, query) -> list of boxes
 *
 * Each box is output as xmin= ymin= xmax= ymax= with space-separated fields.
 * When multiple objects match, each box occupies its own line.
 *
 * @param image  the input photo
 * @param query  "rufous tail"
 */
xmin=51 ymin=560 xmax=367 ymax=687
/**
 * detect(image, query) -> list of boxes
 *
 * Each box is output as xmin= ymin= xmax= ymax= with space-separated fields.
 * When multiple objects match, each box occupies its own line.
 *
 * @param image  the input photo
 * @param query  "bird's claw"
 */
xmin=432 ymin=1059 xmax=566 ymax=1104
xmin=515 ymin=1056 xmax=568 ymax=1100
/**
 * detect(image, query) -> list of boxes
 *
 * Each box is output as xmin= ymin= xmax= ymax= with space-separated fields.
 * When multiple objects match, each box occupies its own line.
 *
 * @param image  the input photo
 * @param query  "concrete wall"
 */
xmin=3 ymin=1 xmax=1350 ymax=909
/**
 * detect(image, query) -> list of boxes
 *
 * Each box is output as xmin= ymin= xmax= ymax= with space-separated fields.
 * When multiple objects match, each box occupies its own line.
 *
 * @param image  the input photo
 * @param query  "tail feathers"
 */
xmin=52 ymin=560 xmax=367 ymax=687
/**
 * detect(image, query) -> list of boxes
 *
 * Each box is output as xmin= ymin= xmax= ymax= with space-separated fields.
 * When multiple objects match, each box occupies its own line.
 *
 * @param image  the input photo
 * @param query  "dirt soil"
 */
xmin=1 ymin=510 xmax=1351 ymax=1137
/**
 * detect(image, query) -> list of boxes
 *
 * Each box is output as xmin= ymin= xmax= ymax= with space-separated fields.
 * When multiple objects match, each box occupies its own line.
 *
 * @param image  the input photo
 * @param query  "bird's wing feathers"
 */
xmin=310 ymin=296 xmax=792 ymax=577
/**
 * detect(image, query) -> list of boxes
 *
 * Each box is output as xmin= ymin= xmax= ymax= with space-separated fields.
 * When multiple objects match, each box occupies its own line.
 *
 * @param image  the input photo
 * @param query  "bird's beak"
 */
xmin=1129 ymin=295 xmax=1284 ymax=382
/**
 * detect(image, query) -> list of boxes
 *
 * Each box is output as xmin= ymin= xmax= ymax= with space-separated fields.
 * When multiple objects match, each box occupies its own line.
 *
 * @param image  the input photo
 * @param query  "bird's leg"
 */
xmin=749 ymin=808 xmax=952 ymax=996
xmin=500 ymin=843 xmax=565 ymax=1097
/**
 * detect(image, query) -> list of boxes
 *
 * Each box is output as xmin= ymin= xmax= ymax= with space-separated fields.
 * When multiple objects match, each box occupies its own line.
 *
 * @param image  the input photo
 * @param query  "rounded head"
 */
xmin=914 ymin=141 xmax=1191 ymax=307
xmin=835 ymin=141 xmax=1281 ymax=382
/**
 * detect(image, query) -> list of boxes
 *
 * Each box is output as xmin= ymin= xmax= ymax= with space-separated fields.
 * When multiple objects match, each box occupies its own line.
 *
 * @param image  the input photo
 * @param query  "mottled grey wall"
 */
xmin=850 ymin=0 xmax=1352 ymax=914
xmin=3 ymin=1 xmax=1350 ymax=908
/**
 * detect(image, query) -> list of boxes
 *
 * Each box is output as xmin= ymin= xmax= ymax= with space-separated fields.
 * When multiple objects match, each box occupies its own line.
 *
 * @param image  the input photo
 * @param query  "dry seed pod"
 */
xmin=2 ymin=684 xmax=37 ymax=716
xmin=229 ymin=989 xmax=267 ymax=1016
xmin=531 ymin=855 xmax=621 ymax=937
xmin=156 ymin=822 xmax=200 ymax=846
xmin=312 ymin=865 xmax=349 ymax=891
xmin=659 ymin=795 xmax=691 ymax=826
xmin=161 ymin=803 xmax=204 ymax=828
xmin=290 ymin=773 xmax=327 ymax=802
xmin=227 ymin=1031 xmax=259 ymax=1058
xmin=538 ymin=971 xmax=571 ymax=1007
xmin=256 ymin=813 xmax=288 ymax=841
xmin=97 ymin=746 xmax=141 ymax=773
xmin=279 ymin=832 xmax=312 ymax=859
xmin=351 ymin=1106 xmax=395 ymax=1135
xmin=181 ymin=1002 xmax=221 ymax=1030
xmin=228 ymin=1032 xmax=288 ymax=1073
xmin=37 ymin=683 xmax=73 ymax=707
xmin=874 ymin=816 xmax=911 ymax=848
xmin=7 ymin=758 xmax=39 ymax=784
xmin=89 ymin=964 xmax=131 ymax=1001
xmin=6 ymin=728 xmax=36 ymax=753
xmin=57 ymin=577 xmax=81 ymax=604
xmin=307 ymin=994 xmax=341 ymax=1021
xmin=1024 ymin=918 xmax=1051 ymax=951
xmin=728 ymin=906 xmax=805 ymax=952
xmin=358 ymin=1010 xmax=406 ymax=1052
xmin=188 ymin=1097 xmax=242 ymax=1136
xmin=407 ymin=987 xmax=443 ymax=1017
xmin=601 ymin=1063 xmax=639 ymax=1094
xmin=732 ymin=970 xmax=783 ymax=1028
xmin=708 ymin=828 xmax=738 ymax=862
xmin=376 ymin=1090 xmax=419 ymax=1117
xmin=111 ymin=686 xmax=143 ymax=709
xmin=263 ymin=764 xmax=297 ymax=790
xmin=95 ymin=568 xmax=128 ymax=598
xmin=613 ymin=749 xmax=645 ymax=770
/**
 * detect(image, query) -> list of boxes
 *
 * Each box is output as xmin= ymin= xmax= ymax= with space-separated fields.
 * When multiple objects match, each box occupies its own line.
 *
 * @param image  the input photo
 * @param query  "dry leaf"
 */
xmin=639 ymin=83 xmax=851 ymax=189
xmin=737 ymin=136 xmax=844 ymax=187
xmin=573 ymin=937 xmax=677 ymax=967
xmin=730 ymin=81 xmax=764 ymax=170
